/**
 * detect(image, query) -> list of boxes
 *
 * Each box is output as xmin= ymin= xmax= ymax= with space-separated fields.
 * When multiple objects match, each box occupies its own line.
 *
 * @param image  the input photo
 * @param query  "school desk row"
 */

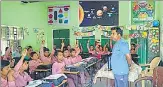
xmin=26 ymin=56 xmax=108 ymax=87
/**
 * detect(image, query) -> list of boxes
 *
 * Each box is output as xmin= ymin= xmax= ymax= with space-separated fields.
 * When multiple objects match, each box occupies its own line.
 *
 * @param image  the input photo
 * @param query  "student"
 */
xmin=3 ymin=47 xmax=12 ymax=60
xmin=69 ymin=48 xmax=85 ymax=85
xmin=63 ymin=49 xmax=72 ymax=66
xmin=52 ymin=51 xmax=76 ymax=87
xmin=67 ymin=44 xmax=71 ymax=52
xmin=24 ymin=46 xmax=33 ymax=61
xmin=1 ymin=60 xmax=16 ymax=87
xmin=70 ymin=48 xmax=82 ymax=64
xmin=130 ymin=43 xmax=139 ymax=54
xmin=12 ymin=46 xmax=22 ymax=58
xmin=40 ymin=40 xmax=54 ymax=64
xmin=130 ymin=43 xmax=139 ymax=65
xmin=87 ymin=40 xmax=95 ymax=55
xmin=13 ymin=49 xmax=33 ymax=87
xmin=29 ymin=51 xmax=43 ymax=73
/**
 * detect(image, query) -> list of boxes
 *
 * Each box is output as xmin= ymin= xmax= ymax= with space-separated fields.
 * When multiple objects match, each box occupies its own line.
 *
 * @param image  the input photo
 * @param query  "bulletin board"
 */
xmin=79 ymin=1 xmax=119 ymax=27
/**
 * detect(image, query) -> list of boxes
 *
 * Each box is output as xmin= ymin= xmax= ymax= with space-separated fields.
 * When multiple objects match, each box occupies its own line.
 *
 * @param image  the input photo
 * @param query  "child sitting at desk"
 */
xmin=24 ymin=46 xmax=33 ymax=61
xmin=87 ymin=40 xmax=95 ymax=55
xmin=13 ymin=49 xmax=33 ymax=87
xmin=2 ymin=47 xmax=12 ymax=61
xmin=70 ymin=48 xmax=86 ymax=86
xmin=52 ymin=51 xmax=76 ymax=87
xmin=1 ymin=60 xmax=16 ymax=87
xmin=63 ymin=48 xmax=72 ymax=65
xmin=70 ymin=48 xmax=82 ymax=64
xmin=40 ymin=40 xmax=55 ymax=64
xmin=29 ymin=51 xmax=43 ymax=74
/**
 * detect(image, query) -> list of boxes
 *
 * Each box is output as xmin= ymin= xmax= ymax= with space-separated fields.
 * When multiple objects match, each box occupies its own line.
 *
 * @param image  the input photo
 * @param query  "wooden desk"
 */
xmin=35 ymin=69 xmax=51 ymax=72
xmin=64 ymin=71 xmax=80 ymax=74
xmin=34 ymin=69 xmax=52 ymax=80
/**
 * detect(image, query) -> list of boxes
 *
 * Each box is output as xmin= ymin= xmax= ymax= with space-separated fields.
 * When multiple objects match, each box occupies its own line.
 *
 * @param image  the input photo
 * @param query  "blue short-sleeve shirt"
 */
xmin=111 ymin=38 xmax=130 ymax=75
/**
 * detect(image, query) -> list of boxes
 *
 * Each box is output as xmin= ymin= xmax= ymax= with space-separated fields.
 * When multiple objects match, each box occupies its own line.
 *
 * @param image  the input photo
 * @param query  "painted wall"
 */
xmin=1 ymin=1 xmax=131 ymax=51
xmin=1 ymin=1 xmax=162 ymax=55
xmin=1 ymin=1 xmax=46 ymax=51
xmin=156 ymin=1 xmax=163 ymax=61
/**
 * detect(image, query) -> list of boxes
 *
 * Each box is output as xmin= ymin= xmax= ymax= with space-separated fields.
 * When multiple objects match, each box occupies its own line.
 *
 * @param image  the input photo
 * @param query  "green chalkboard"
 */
xmin=53 ymin=29 xmax=70 ymax=49
xmin=77 ymin=36 xmax=95 ymax=53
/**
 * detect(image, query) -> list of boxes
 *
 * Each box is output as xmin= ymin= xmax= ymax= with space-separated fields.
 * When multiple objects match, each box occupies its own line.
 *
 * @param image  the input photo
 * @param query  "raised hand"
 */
xmin=42 ymin=40 xmax=45 ymax=44
xmin=21 ymin=49 xmax=27 ymax=57
xmin=87 ymin=40 xmax=90 ymax=43
xmin=61 ymin=42 xmax=65 ymax=47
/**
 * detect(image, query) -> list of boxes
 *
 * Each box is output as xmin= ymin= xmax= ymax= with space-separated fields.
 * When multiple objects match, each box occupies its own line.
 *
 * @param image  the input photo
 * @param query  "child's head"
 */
xmin=105 ymin=47 xmax=109 ymax=52
xmin=95 ymin=40 xmax=100 ymax=46
xmin=5 ymin=47 xmax=9 ymax=52
xmin=99 ymin=45 xmax=103 ymax=51
xmin=56 ymin=50 xmax=64 ymax=61
xmin=70 ymin=48 xmax=76 ymax=57
xmin=1 ymin=60 xmax=11 ymax=76
xmin=67 ymin=45 xmax=71 ymax=50
xmin=131 ymin=43 xmax=136 ymax=50
xmin=30 ymin=52 xmax=39 ymax=60
xmin=90 ymin=45 xmax=94 ymax=51
xmin=27 ymin=46 xmax=33 ymax=56
xmin=63 ymin=48 xmax=70 ymax=58
xmin=44 ymin=48 xmax=50 ymax=57
xmin=21 ymin=59 xmax=29 ymax=71
xmin=5 ymin=47 xmax=12 ymax=57
xmin=18 ymin=46 xmax=22 ymax=53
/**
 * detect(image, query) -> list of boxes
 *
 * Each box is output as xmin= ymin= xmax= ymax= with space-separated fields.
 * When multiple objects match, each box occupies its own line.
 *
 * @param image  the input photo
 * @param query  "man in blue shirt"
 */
xmin=110 ymin=27 xmax=132 ymax=87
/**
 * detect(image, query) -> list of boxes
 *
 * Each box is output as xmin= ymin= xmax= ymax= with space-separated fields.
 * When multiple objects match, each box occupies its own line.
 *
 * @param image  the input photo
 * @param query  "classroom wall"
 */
xmin=1 ymin=1 xmax=46 ymax=51
xmin=157 ymin=1 xmax=163 ymax=61
xmin=1 ymin=1 xmax=162 ymax=54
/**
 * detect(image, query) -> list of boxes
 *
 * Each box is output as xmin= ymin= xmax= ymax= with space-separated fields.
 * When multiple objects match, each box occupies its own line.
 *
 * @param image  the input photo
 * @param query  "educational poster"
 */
xmin=132 ymin=1 xmax=155 ymax=24
xmin=48 ymin=5 xmax=70 ymax=25
xmin=72 ymin=26 xmax=96 ymax=37
xmin=79 ymin=1 xmax=119 ymax=27
xmin=148 ymin=28 xmax=160 ymax=62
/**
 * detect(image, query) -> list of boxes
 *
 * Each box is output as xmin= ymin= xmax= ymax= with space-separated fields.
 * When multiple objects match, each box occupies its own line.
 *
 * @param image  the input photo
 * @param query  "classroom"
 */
xmin=1 ymin=1 xmax=163 ymax=87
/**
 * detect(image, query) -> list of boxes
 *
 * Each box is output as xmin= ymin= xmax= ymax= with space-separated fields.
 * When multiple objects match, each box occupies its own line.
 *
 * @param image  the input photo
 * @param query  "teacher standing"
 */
xmin=110 ymin=27 xmax=132 ymax=87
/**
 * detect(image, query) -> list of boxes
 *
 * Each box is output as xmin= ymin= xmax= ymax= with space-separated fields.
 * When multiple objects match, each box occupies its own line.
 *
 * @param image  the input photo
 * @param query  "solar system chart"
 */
xmin=79 ymin=1 xmax=119 ymax=27
xmin=48 ymin=5 xmax=70 ymax=25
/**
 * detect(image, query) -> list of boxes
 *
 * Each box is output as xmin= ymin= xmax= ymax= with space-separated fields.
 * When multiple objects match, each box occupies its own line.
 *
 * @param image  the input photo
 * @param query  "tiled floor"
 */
xmin=92 ymin=78 xmax=152 ymax=87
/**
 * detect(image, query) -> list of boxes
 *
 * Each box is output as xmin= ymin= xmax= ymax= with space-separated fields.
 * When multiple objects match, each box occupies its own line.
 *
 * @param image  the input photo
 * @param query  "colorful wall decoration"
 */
xmin=79 ymin=1 xmax=119 ymax=27
xmin=148 ymin=28 xmax=160 ymax=62
xmin=132 ymin=1 xmax=155 ymax=24
xmin=33 ymin=28 xmax=45 ymax=43
xmin=72 ymin=26 xmax=95 ymax=37
xmin=48 ymin=5 xmax=70 ymax=25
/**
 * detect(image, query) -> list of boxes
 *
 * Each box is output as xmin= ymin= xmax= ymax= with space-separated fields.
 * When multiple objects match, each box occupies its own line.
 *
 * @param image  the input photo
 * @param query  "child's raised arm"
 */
xmin=87 ymin=40 xmax=90 ymax=52
xmin=60 ymin=39 xmax=65 ymax=51
xmin=40 ymin=40 xmax=45 ymax=59
xmin=14 ymin=49 xmax=27 ymax=72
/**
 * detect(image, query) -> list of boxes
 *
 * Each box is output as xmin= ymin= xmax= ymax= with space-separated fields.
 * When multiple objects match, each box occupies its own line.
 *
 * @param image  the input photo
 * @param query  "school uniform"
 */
xmin=1 ymin=77 xmax=16 ymax=87
xmin=13 ymin=56 xmax=33 ymax=87
xmin=3 ymin=47 xmax=12 ymax=60
xmin=40 ymin=45 xmax=55 ymax=64
xmin=29 ymin=59 xmax=42 ymax=73
xmin=52 ymin=60 xmax=76 ymax=87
